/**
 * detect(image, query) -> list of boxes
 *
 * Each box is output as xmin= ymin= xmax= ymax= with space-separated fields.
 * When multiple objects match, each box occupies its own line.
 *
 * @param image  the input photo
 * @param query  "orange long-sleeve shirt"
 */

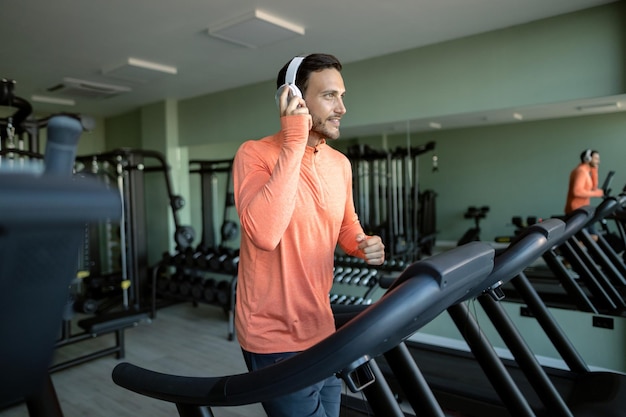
xmin=233 ymin=115 xmax=366 ymax=354
xmin=564 ymin=163 xmax=603 ymax=214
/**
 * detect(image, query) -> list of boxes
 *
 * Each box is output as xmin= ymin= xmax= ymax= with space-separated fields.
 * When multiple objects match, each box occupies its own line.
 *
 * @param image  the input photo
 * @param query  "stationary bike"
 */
xmin=457 ymin=205 xmax=490 ymax=246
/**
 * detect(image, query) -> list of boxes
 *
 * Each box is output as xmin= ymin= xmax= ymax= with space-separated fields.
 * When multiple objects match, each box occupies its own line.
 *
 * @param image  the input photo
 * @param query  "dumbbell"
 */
xmin=222 ymin=249 xmax=240 ymax=274
xmin=338 ymin=268 xmax=357 ymax=284
xmin=351 ymin=296 xmax=365 ymax=305
xmin=344 ymin=268 xmax=368 ymax=285
xmin=73 ymin=297 xmax=100 ymax=314
xmin=167 ymin=272 xmax=185 ymax=294
xmin=191 ymin=277 xmax=206 ymax=300
xmin=344 ymin=296 xmax=358 ymax=305
xmin=160 ymin=251 xmax=174 ymax=266
xmin=185 ymin=245 xmax=207 ymax=268
xmin=346 ymin=268 xmax=370 ymax=285
xmin=197 ymin=248 xmax=217 ymax=270
xmin=208 ymin=248 xmax=233 ymax=272
xmin=202 ymin=279 xmax=217 ymax=303
xmin=172 ymin=250 xmax=187 ymax=267
xmin=359 ymin=269 xmax=378 ymax=287
xmin=334 ymin=294 xmax=348 ymax=304
xmin=329 ymin=293 xmax=340 ymax=303
xmin=334 ymin=267 xmax=353 ymax=283
xmin=332 ymin=266 xmax=344 ymax=280
xmin=215 ymin=280 xmax=230 ymax=306
xmin=334 ymin=255 xmax=346 ymax=264
xmin=178 ymin=275 xmax=198 ymax=297
xmin=351 ymin=257 xmax=366 ymax=267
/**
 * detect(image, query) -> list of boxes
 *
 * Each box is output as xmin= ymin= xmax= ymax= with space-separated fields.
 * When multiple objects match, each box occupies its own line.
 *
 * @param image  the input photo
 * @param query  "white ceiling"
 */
xmin=1 ymin=0 xmax=624 ymax=136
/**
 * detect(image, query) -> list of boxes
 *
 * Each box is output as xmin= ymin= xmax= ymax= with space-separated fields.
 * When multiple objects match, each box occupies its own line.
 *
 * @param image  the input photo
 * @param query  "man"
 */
xmin=232 ymin=53 xmax=385 ymax=417
xmin=564 ymin=149 xmax=604 ymax=214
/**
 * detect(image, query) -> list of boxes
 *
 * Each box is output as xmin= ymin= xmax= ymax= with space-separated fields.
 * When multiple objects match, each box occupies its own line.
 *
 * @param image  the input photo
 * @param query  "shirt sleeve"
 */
xmin=336 ymin=157 xmax=367 ymax=258
xmin=233 ymin=115 xmax=310 ymax=251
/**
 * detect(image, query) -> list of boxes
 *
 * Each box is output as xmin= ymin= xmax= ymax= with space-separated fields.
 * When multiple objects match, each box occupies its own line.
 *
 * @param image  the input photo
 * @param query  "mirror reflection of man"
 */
xmin=565 ymin=149 xmax=604 ymax=238
xmin=565 ymin=149 xmax=604 ymax=214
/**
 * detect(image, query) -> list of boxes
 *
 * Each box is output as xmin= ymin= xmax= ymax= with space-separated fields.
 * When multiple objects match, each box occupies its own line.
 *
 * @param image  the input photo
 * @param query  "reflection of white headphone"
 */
xmin=583 ymin=149 xmax=592 ymax=163
xmin=275 ymin=56 xmax=304 ymax=106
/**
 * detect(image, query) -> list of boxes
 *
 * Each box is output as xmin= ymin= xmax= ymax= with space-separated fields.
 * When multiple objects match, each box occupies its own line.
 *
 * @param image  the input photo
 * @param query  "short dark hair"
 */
xmin=276 ymin=53 xmax=342 ymax=95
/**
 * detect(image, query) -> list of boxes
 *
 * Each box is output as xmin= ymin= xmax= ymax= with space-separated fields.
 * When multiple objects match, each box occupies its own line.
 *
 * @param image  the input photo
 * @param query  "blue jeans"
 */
xmin=242 ymin=349 xmax=342 ymax=417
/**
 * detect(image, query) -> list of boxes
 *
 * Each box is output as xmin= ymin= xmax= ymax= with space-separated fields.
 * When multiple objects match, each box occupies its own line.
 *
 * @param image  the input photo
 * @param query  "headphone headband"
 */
xmin=285 ymin=56 xmax=305 ymax=86
xmin=275 ymin=56 xmax=305 ymax=106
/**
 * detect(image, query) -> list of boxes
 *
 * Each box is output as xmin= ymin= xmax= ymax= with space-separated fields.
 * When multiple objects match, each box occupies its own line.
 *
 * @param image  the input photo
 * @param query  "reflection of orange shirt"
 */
xmin=564 ymin=163 xmax=603 ymax=213
xmin=233 ymin=115 xmax=366 ymax=354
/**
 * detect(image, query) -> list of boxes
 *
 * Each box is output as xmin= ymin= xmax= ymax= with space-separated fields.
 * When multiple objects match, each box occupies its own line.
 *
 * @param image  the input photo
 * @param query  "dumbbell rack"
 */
xmin=154 ymin=246 xmax=239 ymax=341
xmin=330 ymin=256 xmax=406 ymax=306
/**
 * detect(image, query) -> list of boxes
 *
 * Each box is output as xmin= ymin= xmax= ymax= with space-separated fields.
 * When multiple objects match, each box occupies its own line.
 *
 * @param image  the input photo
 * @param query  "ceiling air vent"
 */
xmin=46 ymin=77 xmax=131 ymax=99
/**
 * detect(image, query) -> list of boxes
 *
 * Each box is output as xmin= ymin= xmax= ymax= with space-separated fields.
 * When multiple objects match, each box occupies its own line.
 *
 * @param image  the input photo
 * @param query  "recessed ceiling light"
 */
xmin=31 ymin=95 xmax=76 ymax=106
xmin=102 ymin=57 xmax=177 ymax=83
xmin=513 ymin=112 xmax=523 ymax=120
xmin=429 ymin=122 xmax=442 ymax=129
xmin=208 ymin=9 xmax=305 ymax=48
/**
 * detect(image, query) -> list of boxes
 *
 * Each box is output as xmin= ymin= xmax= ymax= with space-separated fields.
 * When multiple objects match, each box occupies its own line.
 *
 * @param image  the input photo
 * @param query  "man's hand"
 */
xmin=356 ymin=234 xmax=385 ymax=265
xmin=278 ymin=85 xmax=311 ymax=124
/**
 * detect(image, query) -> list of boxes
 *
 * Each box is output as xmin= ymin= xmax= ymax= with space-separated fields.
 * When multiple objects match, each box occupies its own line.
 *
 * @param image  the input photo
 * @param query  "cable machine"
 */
xmin=346 ymin=141 xmax=437 ymax=262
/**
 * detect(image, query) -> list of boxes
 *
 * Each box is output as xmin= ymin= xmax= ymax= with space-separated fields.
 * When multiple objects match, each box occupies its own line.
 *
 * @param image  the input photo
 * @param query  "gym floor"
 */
xmin=2 ymin=303 xmax=265 ymax=417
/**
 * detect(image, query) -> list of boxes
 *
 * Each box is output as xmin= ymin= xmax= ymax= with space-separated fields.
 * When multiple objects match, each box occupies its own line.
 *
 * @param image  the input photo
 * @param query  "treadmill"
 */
xmin=112 ymin=218 xmax=581 ymax=416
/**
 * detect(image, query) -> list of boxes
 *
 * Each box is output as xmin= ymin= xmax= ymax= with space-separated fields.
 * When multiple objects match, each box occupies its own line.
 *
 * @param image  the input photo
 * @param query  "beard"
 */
xmin=311 ymin=114 xmax=341 ymax=140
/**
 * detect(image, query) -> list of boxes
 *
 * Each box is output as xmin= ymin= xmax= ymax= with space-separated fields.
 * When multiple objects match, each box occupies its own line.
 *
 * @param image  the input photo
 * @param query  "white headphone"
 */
xmin=275 ymin=56 xmax=304 ymax=106
xmin=583 ymin=149 xmax=592 ymax=163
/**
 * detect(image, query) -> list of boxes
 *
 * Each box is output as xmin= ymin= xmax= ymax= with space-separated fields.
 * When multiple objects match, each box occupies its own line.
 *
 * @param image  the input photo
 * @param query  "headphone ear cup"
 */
xmin=275 ymin=84 xmax=303 ymax=108
xmin=288 ymin=84 xmax=302 ymax=99
xmin=274 ymin=86 xmax=283 ymax=108
xmin=583 ymin=149 xmax=592 ymax=163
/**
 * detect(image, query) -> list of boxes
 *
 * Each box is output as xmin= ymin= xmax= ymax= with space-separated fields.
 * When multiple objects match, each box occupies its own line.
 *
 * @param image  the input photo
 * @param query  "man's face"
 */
xmin=303 ymin=68 xmax=347 ymax=140
xmin=590 ymin=152 xmax=600 ymax=168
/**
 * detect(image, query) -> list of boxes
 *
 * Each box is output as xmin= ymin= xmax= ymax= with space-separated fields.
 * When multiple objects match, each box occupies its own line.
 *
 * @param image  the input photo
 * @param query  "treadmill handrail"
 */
xmin=588 ymin=194 xmax=626 ymax=225
xmin=113 ymin=241 xmax=495 ymax=407
xmin=337 ymin=218 xmax=568 ymax=327
xmin=556 ymin=207 xmax=594 ymax=247
xmin=474 ymin=218 xmax=565 ymax=299
xmin=0 ymin=173 xmax=121 ymax=224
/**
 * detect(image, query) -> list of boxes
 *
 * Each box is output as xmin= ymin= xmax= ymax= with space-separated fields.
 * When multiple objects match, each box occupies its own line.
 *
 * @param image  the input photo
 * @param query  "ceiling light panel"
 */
xmin=208 ymin=9 xmax=305 ymax=48
xmin=47 ymin=78 xmax=131 ymax=100
xmin=102 ymin=57 xmax=178 ymax=83
xmin=31 ymin=95 xmax=76 ymax=106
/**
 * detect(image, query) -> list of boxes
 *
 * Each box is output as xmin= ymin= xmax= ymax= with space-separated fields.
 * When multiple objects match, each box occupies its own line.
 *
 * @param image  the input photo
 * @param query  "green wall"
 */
xmin=344 ymin=3 xmax=625 ymax=128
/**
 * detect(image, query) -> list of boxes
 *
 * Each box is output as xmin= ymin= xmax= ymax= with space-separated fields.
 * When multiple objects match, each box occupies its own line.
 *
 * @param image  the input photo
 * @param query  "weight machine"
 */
xmin=72 ymin=148 xmax=194 ymax=312
xmin=346 ymin=141 xmax=437 ymax=262
xmin=0 ymin=78 xmax=92 ymax=169
xmin=151 ymin=159 xmax=239 ymax=340
xmin=53 ymin=148 xmax=193 ymax=371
